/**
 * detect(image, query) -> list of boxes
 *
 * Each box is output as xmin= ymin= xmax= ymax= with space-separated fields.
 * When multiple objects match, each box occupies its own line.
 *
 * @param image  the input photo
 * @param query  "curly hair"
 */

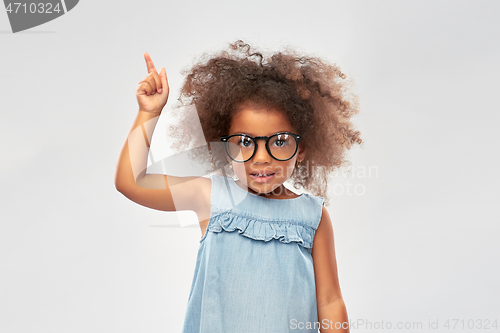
xmin=168 ymin=40 xmax=363 ymax=205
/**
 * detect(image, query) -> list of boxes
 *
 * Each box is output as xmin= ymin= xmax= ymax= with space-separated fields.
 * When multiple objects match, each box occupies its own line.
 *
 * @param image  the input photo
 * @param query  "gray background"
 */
xmin=1 ymin=0 xmax=499 ymax=332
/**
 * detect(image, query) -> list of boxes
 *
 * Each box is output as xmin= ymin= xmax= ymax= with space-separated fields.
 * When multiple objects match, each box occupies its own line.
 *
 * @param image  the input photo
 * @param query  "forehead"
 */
xmin=229 ymin=107 xmax=295 ymax=136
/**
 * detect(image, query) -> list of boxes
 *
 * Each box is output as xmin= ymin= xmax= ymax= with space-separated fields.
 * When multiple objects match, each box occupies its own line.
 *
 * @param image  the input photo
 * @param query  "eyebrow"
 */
xmin=229 ymin=131 xmax=292 ymax=136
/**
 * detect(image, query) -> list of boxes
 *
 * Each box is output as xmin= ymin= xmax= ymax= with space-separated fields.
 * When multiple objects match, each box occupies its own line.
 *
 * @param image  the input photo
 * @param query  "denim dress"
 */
xmin=181 ymin=175 xmax=325 ymax=333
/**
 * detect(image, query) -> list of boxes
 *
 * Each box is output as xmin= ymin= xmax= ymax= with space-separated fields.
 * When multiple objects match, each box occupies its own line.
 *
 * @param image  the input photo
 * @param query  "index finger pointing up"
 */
xmin=144 ymin=52 xmax=156 ymax=74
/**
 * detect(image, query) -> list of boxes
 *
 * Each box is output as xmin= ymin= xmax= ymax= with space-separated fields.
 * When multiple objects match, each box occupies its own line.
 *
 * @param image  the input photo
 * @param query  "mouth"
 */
xmin=249 ymin=172 xmax=276 ymax=183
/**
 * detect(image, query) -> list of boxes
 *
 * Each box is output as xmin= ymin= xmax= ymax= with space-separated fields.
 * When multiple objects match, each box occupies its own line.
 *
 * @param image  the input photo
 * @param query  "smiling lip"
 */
xmin=249 ymin=172 xmax=276 ymax=183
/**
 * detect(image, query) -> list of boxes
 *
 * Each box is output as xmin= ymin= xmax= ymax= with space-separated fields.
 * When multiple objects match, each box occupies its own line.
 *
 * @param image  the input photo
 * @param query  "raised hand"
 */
xmin=136 ymin=52 xmax=169 ymax=113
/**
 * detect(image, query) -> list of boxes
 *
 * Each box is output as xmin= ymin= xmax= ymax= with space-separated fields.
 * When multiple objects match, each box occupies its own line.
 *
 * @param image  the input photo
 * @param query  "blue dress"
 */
xmin=181 ymin=175 xmax=325 ymax=333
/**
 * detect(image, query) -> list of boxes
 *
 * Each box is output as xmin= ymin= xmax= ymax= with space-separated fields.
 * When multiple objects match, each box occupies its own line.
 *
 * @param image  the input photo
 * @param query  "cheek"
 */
xmin=275 ymin=163 xmax=295 ymax=177
xmin=232 ymin=163 xmax=247 ymax=176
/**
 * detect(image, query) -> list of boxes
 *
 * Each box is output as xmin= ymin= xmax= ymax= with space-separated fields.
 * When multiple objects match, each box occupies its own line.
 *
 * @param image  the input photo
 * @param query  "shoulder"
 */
xmin=317 ymin=205 xmax=332 ymax=233
xmin=312 ymin=205 xmax=334 ymax=252
xmin=167 ymin=175 xmax=211 ymax=215
xmin=311 ymin=205 xmax=334 ymax=260
xmin=198 ymin=175 xmax=212 ymax=204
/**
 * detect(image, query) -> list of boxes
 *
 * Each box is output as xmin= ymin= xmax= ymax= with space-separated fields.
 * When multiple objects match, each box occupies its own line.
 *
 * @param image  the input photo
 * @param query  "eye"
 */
xmin=238 ymin=136 xmax=254 ymax=147
xmin=271 ymin=134 xmax=290 ymax=147
xmin=273 ymin=140 xmax=285 ymax=147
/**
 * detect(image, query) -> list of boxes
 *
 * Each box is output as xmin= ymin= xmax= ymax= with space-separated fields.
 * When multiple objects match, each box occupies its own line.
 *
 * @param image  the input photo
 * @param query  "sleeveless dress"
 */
xmin=181 ymin=174 xmax=325 ymax=333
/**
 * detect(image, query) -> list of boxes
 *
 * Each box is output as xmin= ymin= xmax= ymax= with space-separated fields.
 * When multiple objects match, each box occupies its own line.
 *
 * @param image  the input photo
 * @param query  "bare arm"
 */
xmin=312 ymin=206 xmax=350 ymax=332
xmin=114 ymin=53 xmax=210 ymax=219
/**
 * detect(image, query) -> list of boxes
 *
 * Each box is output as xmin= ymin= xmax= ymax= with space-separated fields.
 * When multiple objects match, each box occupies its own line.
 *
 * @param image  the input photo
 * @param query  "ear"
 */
xmin=297 ymin=142 xmax=306 ymax=162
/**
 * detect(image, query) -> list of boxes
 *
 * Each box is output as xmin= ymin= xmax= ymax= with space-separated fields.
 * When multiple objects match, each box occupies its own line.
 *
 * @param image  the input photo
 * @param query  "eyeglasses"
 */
xmin=220 ymin=132 xmax=301 ymax=162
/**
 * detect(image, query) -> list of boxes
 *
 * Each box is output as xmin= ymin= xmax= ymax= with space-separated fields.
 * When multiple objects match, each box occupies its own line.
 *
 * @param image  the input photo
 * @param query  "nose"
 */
xmin=252 ymin=139 xmax=272 ymax=163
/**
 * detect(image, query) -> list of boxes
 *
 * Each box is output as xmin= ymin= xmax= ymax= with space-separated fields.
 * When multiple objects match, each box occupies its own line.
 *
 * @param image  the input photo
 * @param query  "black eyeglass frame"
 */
xmin=220 ymin=132 xmax=302 ymax=162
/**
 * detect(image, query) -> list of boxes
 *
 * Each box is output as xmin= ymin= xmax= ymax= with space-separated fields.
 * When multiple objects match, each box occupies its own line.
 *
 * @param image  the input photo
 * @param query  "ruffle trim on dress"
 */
xmin=207 ymin=212 xmax=316 ymax=248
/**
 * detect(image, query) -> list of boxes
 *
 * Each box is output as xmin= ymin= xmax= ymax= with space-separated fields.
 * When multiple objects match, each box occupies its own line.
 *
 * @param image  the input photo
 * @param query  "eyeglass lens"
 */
xmin=226 ymin=134 xmax=297 ymax=162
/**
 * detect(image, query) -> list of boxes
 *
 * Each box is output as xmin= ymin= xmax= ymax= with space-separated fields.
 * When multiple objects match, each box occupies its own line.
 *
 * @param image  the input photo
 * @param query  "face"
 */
xmin=227 ymin=104 xmax=306 ymax=198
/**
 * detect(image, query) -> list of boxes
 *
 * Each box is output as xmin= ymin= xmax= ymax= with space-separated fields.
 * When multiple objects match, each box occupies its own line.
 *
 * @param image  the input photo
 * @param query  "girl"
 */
xmin=115 ymin=41 xmax=362 ymax=333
